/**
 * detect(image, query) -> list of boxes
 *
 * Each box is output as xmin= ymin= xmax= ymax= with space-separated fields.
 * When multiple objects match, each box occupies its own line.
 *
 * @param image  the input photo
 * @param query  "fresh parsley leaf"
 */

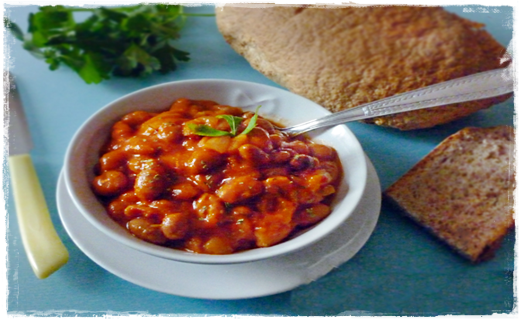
xmin=188 ymin=106 xmax=263 ymax=137
xmin=216 ymin=115 xmax=243 ymax=136
xmin=78 ymin=52 xmax=108 ymax=84
xmin=5 ymin=5 xmax=212 ymax=84
xmin=4 ymin=17 xmax=24 ymax=41
xmin=115 ymin=43 xmax=161 ymax=77
xmin=239 ymin=106 xmax=262 ymax=136
xmin=187 ymin=123 xmax=232 ymax=137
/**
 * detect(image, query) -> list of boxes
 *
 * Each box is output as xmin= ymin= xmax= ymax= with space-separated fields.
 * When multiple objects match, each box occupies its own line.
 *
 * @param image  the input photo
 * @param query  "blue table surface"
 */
xmin=5 ymin=4 xmax=515 ymax=316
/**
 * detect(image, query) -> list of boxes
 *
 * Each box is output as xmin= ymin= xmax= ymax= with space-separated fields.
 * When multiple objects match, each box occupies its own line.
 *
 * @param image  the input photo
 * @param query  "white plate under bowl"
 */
xmin=57 ymin=156 xmax=380 ymax=300
xmin=63 ymin=79 xmax=368 ymax=264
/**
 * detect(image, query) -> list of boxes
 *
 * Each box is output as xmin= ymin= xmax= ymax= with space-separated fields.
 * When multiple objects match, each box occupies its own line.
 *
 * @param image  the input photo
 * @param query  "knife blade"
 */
xmin=6 ymin=71 xmax=69 ymax=279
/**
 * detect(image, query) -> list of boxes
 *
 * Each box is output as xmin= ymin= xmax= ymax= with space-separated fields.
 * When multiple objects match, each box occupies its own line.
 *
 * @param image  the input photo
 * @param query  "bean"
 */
xmin=295 ymin=203 xmax=331 ymax=227
xmin=123 ymin=136 xmax=157 ymax=155
xmin=320 ymin=185 xmax=336 ymax=197
xmin=273 ymin=197 xmax=297 ymax=222
xmin=169 ymin=98 xmax=192 ymax=113
xmin=99 ymin=149 xmax=127 ymax=172
xmin=264 ymin=176 xmax=293 ymax=195
xmin=289 ymin=154 xmax=318 ymax=171
xmin=320 ymin=161 xmax=341 ymax=182
xmin=228 ymin=134 xmax=249 ymax=153
xmin=161 ymin=213 xmax=189 ymax=240
xmin=270 ymin=150 xmax=293 ymax=164
xmin=123 ymin=204 xmax=145 ymax=220
xmin=281 ymin=140 xmax=309 ymax=154
xmin=127 ymin=156 xmax=153 ymax=173
xmin=304 ymin=170 xmax=334 ymax=191
xmin=261 ymin=166 xmax=289 ymax=179
xmin=288 ymin=187 xmax=322 ymax=205
xmin=309 ymin=144 xmax=337 ymax=160
xmin=257 ymin=195 xmax=296 ymax=219
xmin=111 ymin=121 xmax=133 ymax=140
xmin=185 ymin=236 xmax=204 ymax=253
xmin=198 ymin=136 xmax=231 ymax=154
xmin=159 ymin=152 xmax=184 ymax=172
xmin=268 ymin=133 xmax=288 ymax=149
xmin=134 ymin=163 xmax=167 ymax=201
xmin=238 ymin=144 xmax=269 ymax=164
xmin=211 ymin=104 xmax=243 ymax=116
xmin=127 ymin=218 xmax=167 ymax=244
xmin=230 ymin=217 xmax=255 ymax=244
xmin=107 ymin=191 xmax=139 ymax=221
xmin=124 ymin=204 xmax=159 ymax=221
xmin=151 ymin=199 xmax=190 ymax=212
xmin=224 ymin=157 xmax=261 ymax=180
xmin=255 ymin=118 xmax=276 ymax=133
xmin=193 ymin=193 xmax=226 ymax=226
xmin=181 ymin=136 xmax=200 ymax=150
xmin=231 ymin=206 xmax=253 ymax=216
xmin=254 ymin=197 xmax=296 ymax=247
xmin=256 ymin=194 xmax=278 ymax=213
xmin=184 ymin=149 xmax=224 ymax=174
xmin=187 ymin=106 xmax=210 ymax=118
xmin=171 ymin=180 xmax=201 ymax=200
xmin=194 ymin=100 xmax=219 ymax=109
xmin=122 ymin=111 xmax=154 ymax=127
xmin=157 ymin=123 xmax=183 ymax=143
xmin=203 ymin=236 xmax=234 ymax=254
xmin=92 ymin=170 xmax=129 ymax=197
xmin=247 ymin=127 xmax=273 ymax=151
xmin=189 ymin=173 xmax=224 ymax=192
xmin=215 ymin=176 xmax=263 ymax=204
xmin=254 ymin=215 xmax=292 ymax=247
xmin=139 ymin=117 xmax=183 ymax=143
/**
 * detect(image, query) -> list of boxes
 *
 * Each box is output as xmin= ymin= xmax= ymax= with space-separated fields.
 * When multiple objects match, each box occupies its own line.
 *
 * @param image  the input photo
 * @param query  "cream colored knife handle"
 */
xmin=8 ymin=153 xmax=69 ymax=279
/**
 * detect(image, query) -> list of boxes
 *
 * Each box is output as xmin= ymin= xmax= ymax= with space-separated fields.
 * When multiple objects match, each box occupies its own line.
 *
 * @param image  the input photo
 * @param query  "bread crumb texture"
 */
xmin=385 ymin=126 xmax=515 ymax=262
xmin=216 ymin=5 xmax=511 ymax=130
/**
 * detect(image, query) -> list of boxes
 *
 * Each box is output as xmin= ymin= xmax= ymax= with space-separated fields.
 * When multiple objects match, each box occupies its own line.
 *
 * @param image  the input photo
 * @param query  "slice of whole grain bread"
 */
xmin=384 ymin=126 xmax=515 ymax=262
xmin=216 ymin=5 xmax=511 ymax=130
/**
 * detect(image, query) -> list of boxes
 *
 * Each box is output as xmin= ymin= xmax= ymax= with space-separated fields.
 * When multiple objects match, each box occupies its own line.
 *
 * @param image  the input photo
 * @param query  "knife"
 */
xmin=6 ymin=71 xmax=69 ymax=279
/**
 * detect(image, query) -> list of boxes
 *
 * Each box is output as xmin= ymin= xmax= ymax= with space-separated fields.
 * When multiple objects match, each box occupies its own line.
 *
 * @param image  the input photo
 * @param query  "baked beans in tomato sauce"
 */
xmin=92 ymin=98 xmax=343 ymax=254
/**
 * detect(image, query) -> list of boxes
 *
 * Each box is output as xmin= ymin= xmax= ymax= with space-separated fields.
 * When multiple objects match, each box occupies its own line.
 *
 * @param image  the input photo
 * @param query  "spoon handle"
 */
xmin=282 ymin=66 xmax=514 ymax=135
xmin=6 ymin=72 xmax=69 ymax=279
xmin=9 ymin=155 xmax=69 ymax=279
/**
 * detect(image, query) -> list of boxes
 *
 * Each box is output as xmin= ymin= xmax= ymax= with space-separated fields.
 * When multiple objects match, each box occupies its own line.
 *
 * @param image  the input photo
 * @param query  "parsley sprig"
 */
xmin=188 ymin=106 xmax=262 ymax=137
xmin=4 ymin=5 xmax=213 ymax=84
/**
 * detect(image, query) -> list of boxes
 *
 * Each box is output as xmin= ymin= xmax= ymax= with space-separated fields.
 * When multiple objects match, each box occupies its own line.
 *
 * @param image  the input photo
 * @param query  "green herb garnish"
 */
xmin=188 ymin=106 xmax=262 ymax=137
xmin=239 ymin=105 xmax=261 ymax=136
xmin=4 ymin=5 xmax=213 ymax=84
xmin=216 ymin=114 xmax=243 ymax=136
xmin=186 ymin=123 xmax=231 ymax=137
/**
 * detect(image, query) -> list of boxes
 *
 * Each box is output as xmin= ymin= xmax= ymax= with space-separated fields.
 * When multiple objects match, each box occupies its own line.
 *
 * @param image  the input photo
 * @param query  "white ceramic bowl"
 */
xmin=63 ymin=79 xmax=367 ymax=264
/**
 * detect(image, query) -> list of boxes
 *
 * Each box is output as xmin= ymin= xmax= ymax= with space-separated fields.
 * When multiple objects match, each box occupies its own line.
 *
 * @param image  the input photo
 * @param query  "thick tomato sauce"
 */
xmin=92 ymin=98 xmax=343 ymax=254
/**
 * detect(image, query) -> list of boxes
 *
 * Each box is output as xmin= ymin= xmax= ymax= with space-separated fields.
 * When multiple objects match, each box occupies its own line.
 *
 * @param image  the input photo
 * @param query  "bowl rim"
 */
xmin=63 ymin=78 xmax=367 ymax=264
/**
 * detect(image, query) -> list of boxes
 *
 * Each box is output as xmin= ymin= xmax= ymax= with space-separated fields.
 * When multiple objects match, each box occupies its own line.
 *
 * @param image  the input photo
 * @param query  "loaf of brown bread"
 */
xmin=216 ymin=5 xmax=511 ymax=130
xmin=385 ymin=126 xmax=515 ymax=262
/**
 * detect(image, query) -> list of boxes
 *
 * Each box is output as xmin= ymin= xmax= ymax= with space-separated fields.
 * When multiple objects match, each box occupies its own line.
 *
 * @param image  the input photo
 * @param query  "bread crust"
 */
xmin=216 ymin=5 xmax=511 ymax=130
xmin=384 ymin=126 xmax=515 ymax=262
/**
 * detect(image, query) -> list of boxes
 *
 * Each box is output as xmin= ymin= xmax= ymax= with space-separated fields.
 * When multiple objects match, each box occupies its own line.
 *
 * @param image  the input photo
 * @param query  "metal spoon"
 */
xmin=277 ymin=66 xmax=514 ymax=136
